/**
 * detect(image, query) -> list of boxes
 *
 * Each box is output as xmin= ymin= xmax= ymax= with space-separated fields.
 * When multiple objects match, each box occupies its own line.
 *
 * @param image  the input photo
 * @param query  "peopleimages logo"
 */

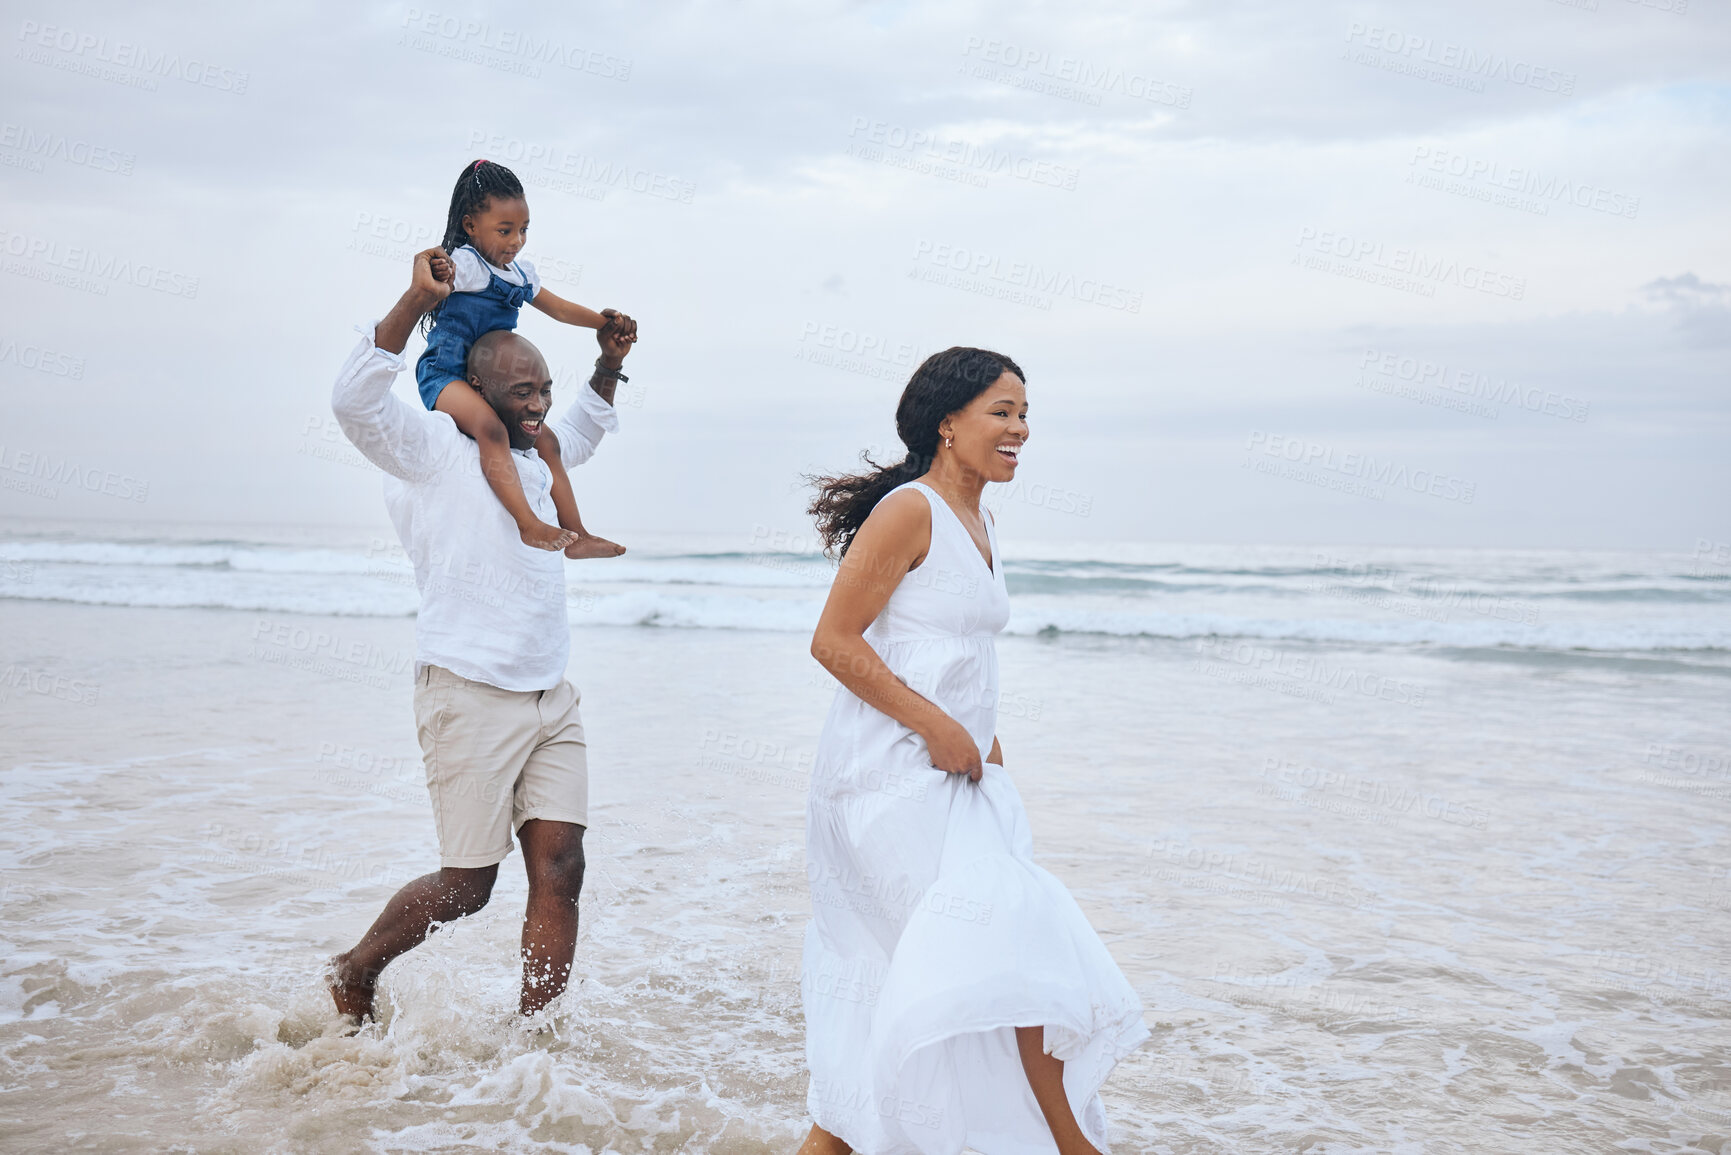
xmin=0 ymin=122 xmax=134 ymax=175
xmin=1193 ymin=639 xmax=1430 ymax=708
xmin=1358 ymin=349 xmax=1589 ymax=422
xmin=910 ymin=239 xmax=1143 ymax=313
xmin=1407 ymin=145 xmax=1639 ymax=220
xmin=795 ymin=320 xmax=932 ymax=380
xmin=959 ymin=36 xmax=1193 ymax=108
xmin=15 ymin=20 xmax=250 ymax=94
xmin=401 ymin=9 xmax=631 ymax=80
xmin=0 ymin=228 xmax=199 ymax=299
xmin=0 ymin=664 xmax=98 ymax=706
xmin=1295 ymin=227 xmax=1526 ymax=301
xmin=0 ymin=443 xmax=149 ymax=502
xmin=467 ymin=131 xmax=695 ymax=204
xmin=846 ymin=116 xmax=1080 ymax=191
xmin=0 ymin=334 xmax=84 ymax=378
xmin=1244 ymin=430 xmax=1476 ymax=504
xmin=1343 ymin=23 xmax=1576 ymax=96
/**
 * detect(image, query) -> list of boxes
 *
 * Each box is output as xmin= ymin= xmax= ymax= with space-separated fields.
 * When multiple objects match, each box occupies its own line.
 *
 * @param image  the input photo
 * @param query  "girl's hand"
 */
xmin=599 ymin=309 xmax=638 ymax=345
xmin=923 ymin=714 xmax=983 ymax=782
xmin=597 ymin=311 xmax=638 ymax=362
xmin=411 ymin=248 xmax=453 ymax=304
xmin=427 ymin=250 xmax=454 ymax=287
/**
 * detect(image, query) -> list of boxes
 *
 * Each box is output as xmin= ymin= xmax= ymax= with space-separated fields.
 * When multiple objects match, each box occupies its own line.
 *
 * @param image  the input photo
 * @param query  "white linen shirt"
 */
xmin=330 ymin=328 xmax=617 ymax=691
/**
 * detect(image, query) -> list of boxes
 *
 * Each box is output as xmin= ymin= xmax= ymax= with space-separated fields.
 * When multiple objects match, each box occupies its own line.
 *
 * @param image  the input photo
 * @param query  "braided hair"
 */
xmin=440 ymin=158 xmax=525 ymax=255
xmin=422 ymin=159 xmax=527 ymax=332
xmin=807 ymin=347 xmax=1025 ymax=558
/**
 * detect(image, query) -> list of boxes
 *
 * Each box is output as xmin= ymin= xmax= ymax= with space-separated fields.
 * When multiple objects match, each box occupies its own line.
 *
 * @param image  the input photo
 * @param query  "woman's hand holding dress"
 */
xmin=923 ymin=713 xmax=984 ymax=781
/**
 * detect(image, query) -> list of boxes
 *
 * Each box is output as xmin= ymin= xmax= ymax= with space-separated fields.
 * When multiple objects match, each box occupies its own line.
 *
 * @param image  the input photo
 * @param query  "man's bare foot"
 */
xmin=327 ymin=952 xmax=376 ymax=1022
xmin=521 ymin=522 xmax=579 ymax=552
xmin=563 ymin=534 xmax=627 ymax=560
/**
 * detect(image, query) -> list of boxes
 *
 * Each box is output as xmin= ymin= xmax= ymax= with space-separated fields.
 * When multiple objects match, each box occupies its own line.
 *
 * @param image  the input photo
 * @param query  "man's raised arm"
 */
xmin=547 ymin=312 xmax=637 ymax=470
xmin=330 ymin=249 xmax=455 ymax=481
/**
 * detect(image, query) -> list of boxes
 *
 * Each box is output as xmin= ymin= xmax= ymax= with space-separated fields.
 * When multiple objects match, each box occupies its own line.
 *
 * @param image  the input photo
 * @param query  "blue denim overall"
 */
xmin=414 ymin=250 xmax=537 ymax=410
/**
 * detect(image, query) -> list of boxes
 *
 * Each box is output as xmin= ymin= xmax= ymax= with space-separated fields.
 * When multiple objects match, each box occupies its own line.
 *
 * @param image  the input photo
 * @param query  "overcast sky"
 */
xmin=1 ymin=0 xmax=1726 ymax=550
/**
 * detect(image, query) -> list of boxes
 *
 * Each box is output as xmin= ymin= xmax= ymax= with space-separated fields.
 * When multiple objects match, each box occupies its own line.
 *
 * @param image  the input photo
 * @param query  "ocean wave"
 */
xmin=0 ymin=540 xmax=837 ymax=590
xmin=1001 ymin=602 xmax=1731 ymax=652
xmin=2 ymin=536 xmax=1727 ymax=653
xmin=0 ymin=539 xmax=393 ymax=576
xmin=4 ymin=540 xmax=1724 ymax=598
xmin=5 ymin=579 xmax=1727 ymax=653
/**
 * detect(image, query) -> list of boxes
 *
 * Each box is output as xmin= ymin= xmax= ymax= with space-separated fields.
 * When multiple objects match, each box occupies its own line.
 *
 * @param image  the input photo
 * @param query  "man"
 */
xmin=326 ymin=248 xmax=636 ymax=1019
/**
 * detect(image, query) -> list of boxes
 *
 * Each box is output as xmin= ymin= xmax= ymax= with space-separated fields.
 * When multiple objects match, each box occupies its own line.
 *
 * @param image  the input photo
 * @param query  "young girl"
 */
xmin=417 ymin=158 xmax=629 ymax=557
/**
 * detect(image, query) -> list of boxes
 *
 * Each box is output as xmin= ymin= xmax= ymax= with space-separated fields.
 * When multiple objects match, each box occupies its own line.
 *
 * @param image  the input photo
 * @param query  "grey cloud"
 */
xmin=0 ymin=0 xmax=1725 ymax=547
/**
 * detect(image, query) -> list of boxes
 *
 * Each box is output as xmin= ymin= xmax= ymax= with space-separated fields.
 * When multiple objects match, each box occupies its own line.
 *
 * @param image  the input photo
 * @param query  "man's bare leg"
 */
xmin=436 ymin=381 xmax=576 ymax=552
xmin=1016 ymin=1025 xmax=1102 ymax=1155
xmin=328 ymin=864 xmax=499 ymax=1020
xmin=517 ymin=819 xmax=586 ymax=1015
xmin=531 ymin=427 xmax=626 ymax=561
xmin=796 ymin=1125 xmax=851 ymax=1154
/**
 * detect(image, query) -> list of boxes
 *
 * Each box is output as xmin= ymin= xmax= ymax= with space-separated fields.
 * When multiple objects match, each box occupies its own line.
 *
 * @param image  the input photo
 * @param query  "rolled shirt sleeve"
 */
xmin=547 ymin=377 xmax=621 ymax=470
xmin=330 ymin=326 xmax=455 ymax=482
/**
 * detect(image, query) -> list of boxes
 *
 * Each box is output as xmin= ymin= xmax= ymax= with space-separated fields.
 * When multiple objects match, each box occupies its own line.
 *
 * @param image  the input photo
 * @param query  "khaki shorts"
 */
xmin=413 ymin=664 xmax=589 ymax=868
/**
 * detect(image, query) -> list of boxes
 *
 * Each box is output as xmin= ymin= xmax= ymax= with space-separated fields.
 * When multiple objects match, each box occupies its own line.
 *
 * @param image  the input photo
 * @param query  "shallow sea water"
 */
xmin=1 ymin=600 xmax=1728 ymax=1153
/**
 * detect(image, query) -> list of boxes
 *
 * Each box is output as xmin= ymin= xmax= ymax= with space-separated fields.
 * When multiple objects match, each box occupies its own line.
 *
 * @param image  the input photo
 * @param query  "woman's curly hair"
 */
xmin=807 ymin=346 xmax=1024 ymax=557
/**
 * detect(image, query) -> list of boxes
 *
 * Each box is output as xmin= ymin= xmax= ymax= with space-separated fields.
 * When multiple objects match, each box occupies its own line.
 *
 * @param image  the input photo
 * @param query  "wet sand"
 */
xmin=1 ymin=600 xmax=1728 ymax=1153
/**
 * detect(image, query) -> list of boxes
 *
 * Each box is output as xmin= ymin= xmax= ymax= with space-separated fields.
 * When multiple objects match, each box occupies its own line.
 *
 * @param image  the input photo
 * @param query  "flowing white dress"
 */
xmin=802 ymin=482 xmax=1147 ymax=1155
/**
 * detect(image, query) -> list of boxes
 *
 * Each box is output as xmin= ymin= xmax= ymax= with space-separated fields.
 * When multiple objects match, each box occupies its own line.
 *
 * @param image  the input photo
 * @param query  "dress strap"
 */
xmin=899 ymin=482 xmax=952 ymax=537
xmin=890 ymin=481 xmax=947 ymax=557
xmin=901 ymin=481 xmax=994 ymax=577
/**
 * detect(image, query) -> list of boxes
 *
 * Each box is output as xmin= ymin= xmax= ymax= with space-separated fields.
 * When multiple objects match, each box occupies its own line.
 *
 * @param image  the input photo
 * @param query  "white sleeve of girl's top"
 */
xmin=448 ymin=247 xmax=492 ymax=293
xmin=515 ymin=257 xmax=542 ymax=299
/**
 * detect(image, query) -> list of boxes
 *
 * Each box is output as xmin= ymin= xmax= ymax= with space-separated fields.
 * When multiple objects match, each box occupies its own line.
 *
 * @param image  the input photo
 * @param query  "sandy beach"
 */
xmin=3 ymin=594 xmax=1728 ymax=1152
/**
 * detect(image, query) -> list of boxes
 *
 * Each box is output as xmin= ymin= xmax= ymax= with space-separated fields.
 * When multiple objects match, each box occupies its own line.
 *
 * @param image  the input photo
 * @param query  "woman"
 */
xmin=798 ymin=348 xmax=1147 ymax=1155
